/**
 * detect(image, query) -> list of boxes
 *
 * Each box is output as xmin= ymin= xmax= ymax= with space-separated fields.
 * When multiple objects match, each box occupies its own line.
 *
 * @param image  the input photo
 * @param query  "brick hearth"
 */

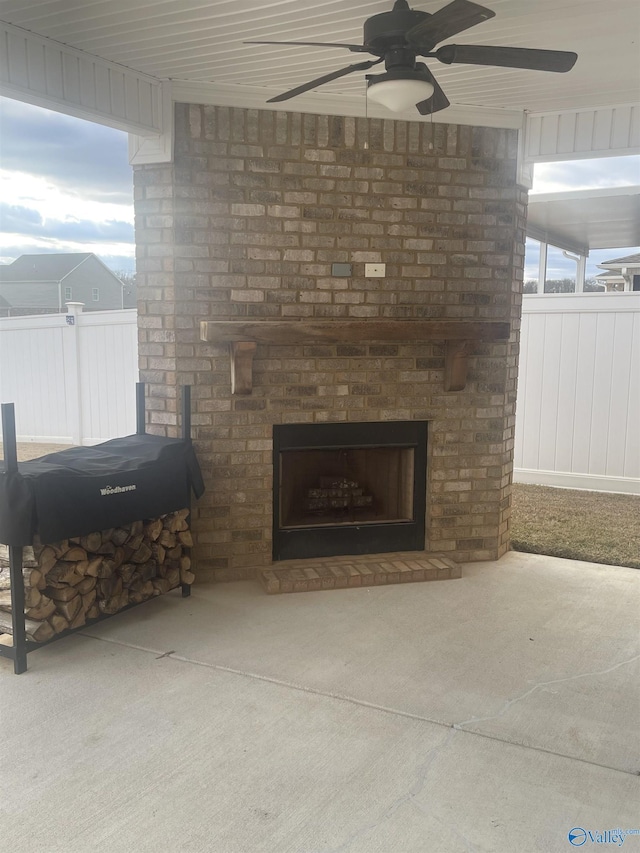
xmin=259 ymin=552 xmax=461 ymax=594
xmin=134 ymin=105 xmax=526 ymax=582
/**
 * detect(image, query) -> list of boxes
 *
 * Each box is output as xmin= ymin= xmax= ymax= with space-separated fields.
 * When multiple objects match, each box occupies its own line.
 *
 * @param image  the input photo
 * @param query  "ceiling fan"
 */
xmin=245 ymin=0 xmax=577 ymax=115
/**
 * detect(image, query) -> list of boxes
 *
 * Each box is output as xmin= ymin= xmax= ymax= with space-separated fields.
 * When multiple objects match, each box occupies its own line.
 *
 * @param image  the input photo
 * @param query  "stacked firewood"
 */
xmin=0 ymin=509 xmax=194 ymax=643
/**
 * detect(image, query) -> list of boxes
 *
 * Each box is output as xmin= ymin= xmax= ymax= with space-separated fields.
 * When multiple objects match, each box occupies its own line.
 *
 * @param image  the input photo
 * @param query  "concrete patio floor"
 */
xmin=1 ymin=551 xmax=639 ymax=853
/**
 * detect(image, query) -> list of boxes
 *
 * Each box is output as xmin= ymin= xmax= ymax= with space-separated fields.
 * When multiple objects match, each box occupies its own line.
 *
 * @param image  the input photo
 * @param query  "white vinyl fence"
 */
xmin=1 ymin=296 xmax=639 ymax=494
xmin=514 ymin=292 xmax=640 ymax=494
xmin=0 ymin=304 xmax=138 ymax=445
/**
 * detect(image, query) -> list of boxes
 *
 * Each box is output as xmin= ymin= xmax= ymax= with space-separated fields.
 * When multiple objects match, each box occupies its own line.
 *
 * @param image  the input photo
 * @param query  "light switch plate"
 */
xmin=365 ymin=263 xmax=385 ymax=277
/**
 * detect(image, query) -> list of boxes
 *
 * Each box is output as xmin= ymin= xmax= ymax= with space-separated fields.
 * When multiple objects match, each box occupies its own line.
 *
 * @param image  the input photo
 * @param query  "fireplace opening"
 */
xmin=273 ymin=421 xmax=427 ymax=561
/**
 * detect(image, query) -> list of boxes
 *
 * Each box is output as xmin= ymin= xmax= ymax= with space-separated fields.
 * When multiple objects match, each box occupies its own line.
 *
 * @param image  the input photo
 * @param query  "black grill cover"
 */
xmin=0 ymin=435 xmax=205 ymax=546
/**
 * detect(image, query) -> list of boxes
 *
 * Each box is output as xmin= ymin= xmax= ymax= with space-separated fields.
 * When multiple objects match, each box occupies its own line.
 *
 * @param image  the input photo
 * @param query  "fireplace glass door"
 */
xmin=273 ymin=421 xmax=427 ymax=561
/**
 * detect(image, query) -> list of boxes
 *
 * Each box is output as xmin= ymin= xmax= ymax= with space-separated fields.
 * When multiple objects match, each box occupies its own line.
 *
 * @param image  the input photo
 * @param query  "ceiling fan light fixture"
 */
xmin=367 ymin=71 xmax=435 ymax=112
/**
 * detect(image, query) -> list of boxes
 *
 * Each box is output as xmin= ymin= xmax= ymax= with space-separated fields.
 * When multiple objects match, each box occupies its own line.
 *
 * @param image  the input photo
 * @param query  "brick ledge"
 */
xmin=258 ymin=551 xmax=461 ymax=594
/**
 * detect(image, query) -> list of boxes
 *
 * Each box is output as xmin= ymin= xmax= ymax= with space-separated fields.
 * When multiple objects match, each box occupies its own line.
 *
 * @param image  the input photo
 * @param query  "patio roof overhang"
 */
xmin=526 ymin=187 xmax=640 ymax=255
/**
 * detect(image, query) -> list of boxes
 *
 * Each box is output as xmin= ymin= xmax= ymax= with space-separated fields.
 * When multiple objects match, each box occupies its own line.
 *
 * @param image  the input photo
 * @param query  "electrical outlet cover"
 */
xmin=365 ymin=263 xmax=385 ymax=277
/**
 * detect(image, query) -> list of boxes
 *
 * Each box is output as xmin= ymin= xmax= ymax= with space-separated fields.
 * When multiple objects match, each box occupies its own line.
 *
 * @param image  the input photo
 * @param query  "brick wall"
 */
xmin=134 ymin=104 xmax=526 ymax=581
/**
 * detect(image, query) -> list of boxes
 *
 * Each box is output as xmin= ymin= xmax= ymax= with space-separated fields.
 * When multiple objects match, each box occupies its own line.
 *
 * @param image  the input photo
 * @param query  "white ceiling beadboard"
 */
xmin=1 ymin=0 xmax=639 ymax=130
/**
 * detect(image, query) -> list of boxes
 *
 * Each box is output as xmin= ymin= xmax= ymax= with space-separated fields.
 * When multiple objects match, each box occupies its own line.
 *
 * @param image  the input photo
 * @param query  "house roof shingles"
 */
xmin=0 ymin=253 xmax=93 ymax=282
xmin=599 ymin=252 xmax=640 ymax=267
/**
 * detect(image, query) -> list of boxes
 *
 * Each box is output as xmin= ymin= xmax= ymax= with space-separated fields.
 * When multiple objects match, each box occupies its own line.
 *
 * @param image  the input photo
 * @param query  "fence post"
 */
xmin=64 ymin=302 xmax=84 ymax=445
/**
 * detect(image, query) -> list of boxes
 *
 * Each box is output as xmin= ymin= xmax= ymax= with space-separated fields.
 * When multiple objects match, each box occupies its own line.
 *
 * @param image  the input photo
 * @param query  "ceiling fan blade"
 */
xmin=245 ymin=40 xmax=374 ymax=54
xmin=267 ymin=58 xmax=383 ymax=103
xmin=415 ymin=65 xmax=450 ymax=115
xmin=407 ymin=0 xmax=495 ymax=50
xmin=435 ymin=44 xmax=578 ymax=72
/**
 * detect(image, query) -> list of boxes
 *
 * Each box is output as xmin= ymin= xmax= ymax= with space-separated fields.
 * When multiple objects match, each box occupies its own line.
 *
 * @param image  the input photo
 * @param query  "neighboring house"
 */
xmin=596 ymin=252 xmax=640 ymax=292
xmin=0 ymin=253 xmax=124 ymax=316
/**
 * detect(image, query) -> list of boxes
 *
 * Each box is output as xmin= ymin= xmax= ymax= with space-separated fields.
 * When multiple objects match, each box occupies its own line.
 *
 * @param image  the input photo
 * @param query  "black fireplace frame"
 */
xmin=272 ymin=421 xmax=428 ymax=561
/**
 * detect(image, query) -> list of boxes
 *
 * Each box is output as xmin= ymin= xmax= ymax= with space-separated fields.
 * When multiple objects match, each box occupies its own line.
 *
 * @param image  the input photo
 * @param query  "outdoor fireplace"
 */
xmin=133 ymin=107 xmax=524 ymax=578
xmin=273 ymin=421 xmax=427 ymax=561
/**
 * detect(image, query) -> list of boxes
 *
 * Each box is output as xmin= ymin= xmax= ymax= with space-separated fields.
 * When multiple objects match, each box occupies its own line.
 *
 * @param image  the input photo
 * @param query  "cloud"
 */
xmin=0 ymin=203 xmax=43 ymax=231
xmin=0 ymin=97 xmax=133 ymax=204
xmin=0 ymin=202 xmax=133 ymax=242
xmin=532 ymin=155 xmax=640 ymax=194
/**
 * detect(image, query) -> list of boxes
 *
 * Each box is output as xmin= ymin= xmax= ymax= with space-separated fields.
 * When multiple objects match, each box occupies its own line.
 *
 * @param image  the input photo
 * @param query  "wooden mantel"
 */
xmin=200 ymin=319 xmax=511 ymax=394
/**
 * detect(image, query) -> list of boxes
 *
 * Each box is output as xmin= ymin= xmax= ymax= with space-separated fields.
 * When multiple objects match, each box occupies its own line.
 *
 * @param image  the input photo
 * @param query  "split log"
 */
xmin=152 ymin=543 xmax=166 ymax=565
xmin=26 ymin=598 xmax=57 ymax=621
xmin=55 ymin=595 xmax=82 ymax=623
xmin=165 ymin=568 xmax=180 ymax=588
xmin=119 ymin=564 xmax=136 ymax=585
xmin=38 ymin=547 xmax=58 ymax=574
xmin=52 ymin=540 xmax=70 ymax=558
xmin=64 ymin=546 xmax=87 ymax=562
xmin=47 ymin=586 xmax=79 ymax=603
xmin=152 ymin=578 xmax=172 ymax=595
xmin=82 ymin=589 xmax=97 ymax=612
xmin=98 ymin=558 xmax=118 ymax=578
xmin=144 ymin=519 xmax=163 ymax=541
xmin=131 ymin=543 xmax=152 ymax=564
xmin=111 ymin=528 xmax=130 ymax=547
xmin=48 ymin=613 xmax=69 ymax=634
xmin=46 ymin=562 xmax=84 ymax=586
xmin=70 ymin=609 xmax=86 ymax=630
xmin=158 ymin=530 xmax=176 ymax=548
xmin=80 ymin=532 xmax=102 ymax=552
xmin=25 ymin=588 xmax=42 ymax=609
xmin=76 ymin=577 xmax=97 ymax=595
xmin=84 ymin=557 xmax=103 ymax=577
xmin=138 ymin=563 xmax=157 ymax=582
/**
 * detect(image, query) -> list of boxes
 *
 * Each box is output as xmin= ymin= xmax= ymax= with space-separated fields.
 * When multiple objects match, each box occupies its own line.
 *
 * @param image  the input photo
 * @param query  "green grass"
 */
xmin=511 ymin=484 xmax=640 ymax=569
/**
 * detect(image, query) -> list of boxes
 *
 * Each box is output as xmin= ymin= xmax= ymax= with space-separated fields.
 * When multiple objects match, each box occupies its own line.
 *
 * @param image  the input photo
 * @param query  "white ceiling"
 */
xmin=1 ymin=0 xmax=639 ymax=125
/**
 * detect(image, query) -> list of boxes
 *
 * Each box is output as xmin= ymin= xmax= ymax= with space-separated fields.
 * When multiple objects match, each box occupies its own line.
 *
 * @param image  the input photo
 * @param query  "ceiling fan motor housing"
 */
xmin=363 ymin=4 xmax=429 ymax=52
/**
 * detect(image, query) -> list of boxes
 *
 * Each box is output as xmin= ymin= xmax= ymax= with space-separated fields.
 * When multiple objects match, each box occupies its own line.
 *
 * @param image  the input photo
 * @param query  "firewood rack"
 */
xmin=0 ymin=382 xmax=195 ymax=674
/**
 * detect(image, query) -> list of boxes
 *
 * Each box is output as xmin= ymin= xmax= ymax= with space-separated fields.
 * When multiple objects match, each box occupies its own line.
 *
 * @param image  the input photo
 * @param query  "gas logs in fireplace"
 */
xmin=273 ymin=421 xmax=427 ymax=561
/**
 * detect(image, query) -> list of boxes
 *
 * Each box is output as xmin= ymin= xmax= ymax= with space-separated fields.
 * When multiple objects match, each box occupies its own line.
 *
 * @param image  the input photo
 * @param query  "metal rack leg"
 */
xmin=136 ymin=381 xmax=146 ymax=435
xmin=181 ymin=385 xmax=192 ymax=598
xmin=9 ymin=545 xmax=27 ymax=674
xmin=1 ymin=403 xmax=28 ymax=673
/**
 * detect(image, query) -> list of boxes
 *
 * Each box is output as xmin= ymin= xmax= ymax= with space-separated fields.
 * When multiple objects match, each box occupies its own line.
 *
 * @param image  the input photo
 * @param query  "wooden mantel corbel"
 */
xmin=200 ymin=320 xmax=510 ymax=395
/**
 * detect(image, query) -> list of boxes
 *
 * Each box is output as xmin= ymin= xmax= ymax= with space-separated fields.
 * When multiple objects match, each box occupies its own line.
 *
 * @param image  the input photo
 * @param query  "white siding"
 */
xmin=525 ymin=105 xmax=640 ymax=161
xmin=514 ymin=293 xmax=640 ymax=493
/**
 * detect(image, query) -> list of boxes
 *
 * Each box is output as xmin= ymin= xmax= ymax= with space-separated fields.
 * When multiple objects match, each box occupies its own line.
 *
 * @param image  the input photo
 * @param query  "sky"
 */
xmin=0 ymin=95 xmax=638 ymax=280
xmin=0 ymin=97 xmax=135 ymax=273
